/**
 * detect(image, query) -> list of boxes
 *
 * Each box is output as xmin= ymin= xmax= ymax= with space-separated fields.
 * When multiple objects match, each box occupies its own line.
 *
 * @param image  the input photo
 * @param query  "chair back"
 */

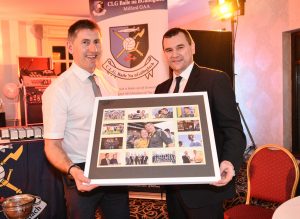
xmin=246 ymin=144 xmax=299 ymax=204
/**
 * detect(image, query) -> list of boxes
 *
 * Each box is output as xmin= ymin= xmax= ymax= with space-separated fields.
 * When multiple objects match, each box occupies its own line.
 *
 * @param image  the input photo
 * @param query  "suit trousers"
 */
xmin=166 ymin=189 xmax=224 ymax=219
xmin=62 ymin=163 xmax=130 ymax=219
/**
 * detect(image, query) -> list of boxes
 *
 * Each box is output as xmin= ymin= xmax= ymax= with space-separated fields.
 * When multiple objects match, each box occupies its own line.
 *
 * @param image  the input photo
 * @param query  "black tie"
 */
xmin=173 ymin=76 xmax=182 ymax=93
xmin=89 ymin=75 xmax=102 ymax=97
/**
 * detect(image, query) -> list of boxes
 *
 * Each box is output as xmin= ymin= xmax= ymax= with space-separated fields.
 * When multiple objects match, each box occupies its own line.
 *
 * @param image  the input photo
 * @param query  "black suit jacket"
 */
xmin=100 ymin=158 xmax=109 ymax=165
xmin=155 ymin=63 xmax=246 ymax=207
xmin=182 ymin=155 xmax=191 ymax=163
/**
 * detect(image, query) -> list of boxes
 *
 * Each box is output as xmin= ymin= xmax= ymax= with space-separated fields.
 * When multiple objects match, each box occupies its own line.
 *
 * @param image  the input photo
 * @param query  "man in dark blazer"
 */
xmin=155 ymin=27 xmax=246 ymax=219
xmin=182 ymin=151 xmax=191 ymax=163
xmin=100 ymin=153 xmax=110 ymax=165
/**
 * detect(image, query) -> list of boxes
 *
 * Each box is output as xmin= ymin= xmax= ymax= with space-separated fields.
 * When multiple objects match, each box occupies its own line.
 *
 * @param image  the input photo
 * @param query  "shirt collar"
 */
xmin=172 ymin=62 xmax=194 ymax=80
xmin=71 ymin=63 xmax=95 ymax=82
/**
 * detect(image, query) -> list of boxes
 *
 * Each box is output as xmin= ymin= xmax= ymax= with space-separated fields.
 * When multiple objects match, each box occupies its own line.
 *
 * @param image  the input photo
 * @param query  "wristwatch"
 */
xmin=67 ymin=163 xmax=81 ymax=176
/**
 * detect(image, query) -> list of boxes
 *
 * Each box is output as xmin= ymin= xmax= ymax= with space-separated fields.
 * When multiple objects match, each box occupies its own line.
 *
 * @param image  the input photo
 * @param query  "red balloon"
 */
xmin=2 ymin=83 xmax=19 ymax=99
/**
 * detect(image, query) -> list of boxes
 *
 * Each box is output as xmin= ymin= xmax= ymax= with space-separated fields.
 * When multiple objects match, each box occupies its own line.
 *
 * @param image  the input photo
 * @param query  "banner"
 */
xmin=0 ymin=141 xmax=66 ymax=218
xmin=89 ymin=0 xmax=169 ymax=95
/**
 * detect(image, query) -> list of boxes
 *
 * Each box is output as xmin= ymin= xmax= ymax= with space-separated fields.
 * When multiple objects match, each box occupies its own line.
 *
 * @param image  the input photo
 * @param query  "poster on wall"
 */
xmin=84 ymin=92 xmax=221 ymax=185
xmin=89 ymin=0 xmax=169 ymax=95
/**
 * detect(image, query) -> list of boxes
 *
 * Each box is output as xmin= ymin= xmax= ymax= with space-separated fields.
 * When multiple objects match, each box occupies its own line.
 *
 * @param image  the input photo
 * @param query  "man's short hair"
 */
xmin=188 ymin=134 xmax=194 ymax=140
xmin=68 ymin=19 xmax=101 ymax=40
xmin=162 ymin=27 xmax=193 ymax=48
xmin=184 ymin=106 xmax=191 ymax=110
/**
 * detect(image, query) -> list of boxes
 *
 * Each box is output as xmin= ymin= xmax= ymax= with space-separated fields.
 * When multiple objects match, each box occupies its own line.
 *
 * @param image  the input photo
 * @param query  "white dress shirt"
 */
xmin=168 ymin=62 xmax=194 ymax=93
xmin=42 ymin=63 xmax=118 ymax=163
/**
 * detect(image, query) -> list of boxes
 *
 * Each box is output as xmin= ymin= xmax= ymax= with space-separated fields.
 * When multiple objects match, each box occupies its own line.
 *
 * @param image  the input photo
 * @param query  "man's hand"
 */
xmin=70 ymin=167 xmax=100 ymax=192
xmin=211 ymin=160 xmax=235 ymax=187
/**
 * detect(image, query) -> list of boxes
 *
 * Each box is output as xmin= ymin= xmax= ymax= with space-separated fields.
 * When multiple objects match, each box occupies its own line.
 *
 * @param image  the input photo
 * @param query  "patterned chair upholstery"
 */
xmin=224 ymin=144 xmax=299 ymax=219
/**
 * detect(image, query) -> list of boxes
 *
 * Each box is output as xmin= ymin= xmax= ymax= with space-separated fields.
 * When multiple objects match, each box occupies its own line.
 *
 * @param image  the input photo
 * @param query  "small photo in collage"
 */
xmin=178 ymin=133 xmax=203 ymax=147
xmin=125 ymin=151 xmax=149 ymax=165
xmin=152 ymin=107 xmax=174 ymax=119
xmin=152 ymin=151 xmax=176 ymax=165
xmin=98 ymin=152 xmax=122 ymax=166
xmin=180 ymin=149 xmax=205 ymax=164
xmin=101 ymin=123 xmax=124 ymax=135
xmin=176 ymin=106 xmax=198 ymax=118
xmin=104 ymin=109 xmax=125 ymax=120
xmin=127 ymin=109 xmax=149 ymax=120
xmin=177 ymin=120 xmax=200 ymax=132
xmin=100 ymin=137 xmax=123 ymax=149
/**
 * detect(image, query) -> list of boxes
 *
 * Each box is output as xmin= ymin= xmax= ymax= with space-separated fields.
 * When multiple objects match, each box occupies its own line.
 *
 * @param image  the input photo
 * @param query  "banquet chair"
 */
xmin=224 ymin=144 xmax=299 ymax=219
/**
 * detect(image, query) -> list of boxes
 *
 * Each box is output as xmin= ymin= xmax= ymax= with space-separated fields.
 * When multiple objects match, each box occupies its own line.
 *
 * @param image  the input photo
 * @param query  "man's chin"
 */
xmin=170 ymin=66 xmax=183 ymax=73
xmin=86 ymin=63 xmax=97 ymax=72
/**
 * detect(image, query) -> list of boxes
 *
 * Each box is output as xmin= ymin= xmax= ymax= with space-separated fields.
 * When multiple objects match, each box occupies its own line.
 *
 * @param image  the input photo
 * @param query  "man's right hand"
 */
xmin=69 ymin=167 xmax=100 ymax=192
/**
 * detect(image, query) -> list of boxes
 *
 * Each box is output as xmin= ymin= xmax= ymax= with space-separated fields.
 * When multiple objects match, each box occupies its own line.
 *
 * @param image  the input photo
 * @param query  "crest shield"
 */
xmin=110 ymin=24 xmax=149 ymax=68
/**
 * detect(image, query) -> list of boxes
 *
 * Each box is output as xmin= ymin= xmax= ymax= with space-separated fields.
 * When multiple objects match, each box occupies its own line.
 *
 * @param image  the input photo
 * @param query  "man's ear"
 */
xmin=67 ymin=40 xmax=73 ymax=54
xmin=191 ymin=40 xmax=196 ymax=55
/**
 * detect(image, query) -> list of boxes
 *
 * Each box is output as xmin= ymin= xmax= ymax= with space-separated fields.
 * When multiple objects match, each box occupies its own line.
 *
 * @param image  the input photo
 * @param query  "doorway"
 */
xmin=292 ymin=31 xmax=300 ymax=155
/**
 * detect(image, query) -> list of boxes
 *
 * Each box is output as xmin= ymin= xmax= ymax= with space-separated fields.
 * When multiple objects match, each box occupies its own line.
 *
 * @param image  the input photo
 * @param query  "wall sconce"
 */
xmin=209 ymin=0 xmax=245 ymax=20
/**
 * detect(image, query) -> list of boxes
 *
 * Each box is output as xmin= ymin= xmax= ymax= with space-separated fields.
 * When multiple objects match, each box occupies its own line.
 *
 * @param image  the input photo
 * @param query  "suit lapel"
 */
xmin=184 ymin=64 xmax=201 ymax=92
xmin=161 ymin=79 xmax=173 ymax=93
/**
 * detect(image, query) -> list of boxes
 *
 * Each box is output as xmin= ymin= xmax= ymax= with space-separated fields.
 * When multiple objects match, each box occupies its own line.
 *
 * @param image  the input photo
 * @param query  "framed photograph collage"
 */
xmin=85 ymin=92 xmax=220 ymax=185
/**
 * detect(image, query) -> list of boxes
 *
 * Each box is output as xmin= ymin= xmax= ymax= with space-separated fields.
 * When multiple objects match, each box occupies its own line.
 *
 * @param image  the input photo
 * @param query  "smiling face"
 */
xmin=145 ymin=123 xmax=156 ymax=134
xmin=184 ymin=107 xmax=191 ymax=115
xmin=163 ymin=32 xmax=195 ymax=76
xmin=67 ymin=28 xmax=102 ymax=73
xmin=140 ymin=129 xmax=149 ymax=139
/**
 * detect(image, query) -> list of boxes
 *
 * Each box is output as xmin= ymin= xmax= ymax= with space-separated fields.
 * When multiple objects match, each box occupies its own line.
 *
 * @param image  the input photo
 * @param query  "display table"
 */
xmin=272 ymin=196 xmax=300 ymax=219
xmin=0 ymin=140 xmax=66 ymax=219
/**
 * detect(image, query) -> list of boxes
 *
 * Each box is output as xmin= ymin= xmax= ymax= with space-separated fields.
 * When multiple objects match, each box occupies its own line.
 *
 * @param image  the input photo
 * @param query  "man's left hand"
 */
xmin=211 ymin=160 xmax=235 ymax=187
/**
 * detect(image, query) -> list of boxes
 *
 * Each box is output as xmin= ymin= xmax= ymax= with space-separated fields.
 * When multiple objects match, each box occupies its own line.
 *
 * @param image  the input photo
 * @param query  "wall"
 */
xmin=0 ymin=15 xmax=81 ymax=125
xmin=171 ymin=0 xmax=300 ymax=149
xmin=0 ymin=19 xmax=40 ymax=122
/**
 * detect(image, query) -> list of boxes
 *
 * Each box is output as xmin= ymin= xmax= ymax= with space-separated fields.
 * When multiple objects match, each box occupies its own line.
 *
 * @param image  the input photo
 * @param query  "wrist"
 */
xmin=67 ymin=163 xmax=81 ymax=176
xmin=222 ymin=160 xmax=235 ymax=176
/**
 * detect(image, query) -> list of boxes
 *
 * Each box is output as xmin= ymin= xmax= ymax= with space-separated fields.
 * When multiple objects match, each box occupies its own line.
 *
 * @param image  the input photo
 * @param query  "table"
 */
xmin=272 ymin=196 xmax=300 ymax=219
xmin=0 ymin=140 xmax=66 ymax=219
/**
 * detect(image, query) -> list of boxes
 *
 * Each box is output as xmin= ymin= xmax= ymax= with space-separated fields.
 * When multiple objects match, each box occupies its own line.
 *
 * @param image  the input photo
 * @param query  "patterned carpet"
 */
xmin=129 ymin=198 xmax=168 ymax=219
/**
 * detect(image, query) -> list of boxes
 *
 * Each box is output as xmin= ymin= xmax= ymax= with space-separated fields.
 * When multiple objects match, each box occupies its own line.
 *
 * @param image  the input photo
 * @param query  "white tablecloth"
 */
xmin=272 ymin=196 xmax=300 ymax=219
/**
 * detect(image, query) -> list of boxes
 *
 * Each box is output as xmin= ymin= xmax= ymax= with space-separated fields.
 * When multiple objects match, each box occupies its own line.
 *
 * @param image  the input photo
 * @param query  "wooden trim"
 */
xmin=129 ymin=191 xmax=166 ymax=200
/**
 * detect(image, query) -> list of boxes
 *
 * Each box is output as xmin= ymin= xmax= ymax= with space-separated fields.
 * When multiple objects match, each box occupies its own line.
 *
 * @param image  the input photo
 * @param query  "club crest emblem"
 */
xmin=0 ymin=145 xmax=23 ymax=194
xmin=110 ymin=24 xmax=149 ymax=68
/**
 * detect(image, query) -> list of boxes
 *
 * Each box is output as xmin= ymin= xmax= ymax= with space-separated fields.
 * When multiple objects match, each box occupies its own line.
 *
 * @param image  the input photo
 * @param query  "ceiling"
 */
xmin=0 ymin=0 xmax=210 ymax=24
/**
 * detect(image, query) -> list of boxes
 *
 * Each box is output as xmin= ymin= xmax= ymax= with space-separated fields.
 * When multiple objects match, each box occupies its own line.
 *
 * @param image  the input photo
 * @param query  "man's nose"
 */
xmin=89 ymin=43 xmax=98 ymax=52
xmin=171 ymin=49 xmax=179 ymax=57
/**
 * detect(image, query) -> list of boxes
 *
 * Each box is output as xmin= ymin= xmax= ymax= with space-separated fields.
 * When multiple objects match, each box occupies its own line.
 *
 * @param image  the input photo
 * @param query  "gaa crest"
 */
xmin=110 ymin=24 xmax=149 ymax=68
xmin=0 ymin=145 xmax=23 ymax=194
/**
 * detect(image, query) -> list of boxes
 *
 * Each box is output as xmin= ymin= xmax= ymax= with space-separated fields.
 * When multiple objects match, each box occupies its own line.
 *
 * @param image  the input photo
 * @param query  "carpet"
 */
xmin=129 ymin=198 xmax=168 ymax=219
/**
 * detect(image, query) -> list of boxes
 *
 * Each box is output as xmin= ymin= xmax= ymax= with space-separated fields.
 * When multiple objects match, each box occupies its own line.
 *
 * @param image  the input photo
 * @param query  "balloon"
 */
xmin=2 ymin=83 xmax=19 ymax=99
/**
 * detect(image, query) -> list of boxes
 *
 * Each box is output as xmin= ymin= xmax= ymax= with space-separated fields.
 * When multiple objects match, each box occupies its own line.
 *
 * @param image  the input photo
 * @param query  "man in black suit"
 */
xmin=110 ymin=153 xmax=118 ymax=165
xmin=182 ymin=151 xmax=191 ymax=163
xmin=155 ymin=27 xmax=246 ymax=219
xmin=100 ymin=153 xmax=110 ymax=165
